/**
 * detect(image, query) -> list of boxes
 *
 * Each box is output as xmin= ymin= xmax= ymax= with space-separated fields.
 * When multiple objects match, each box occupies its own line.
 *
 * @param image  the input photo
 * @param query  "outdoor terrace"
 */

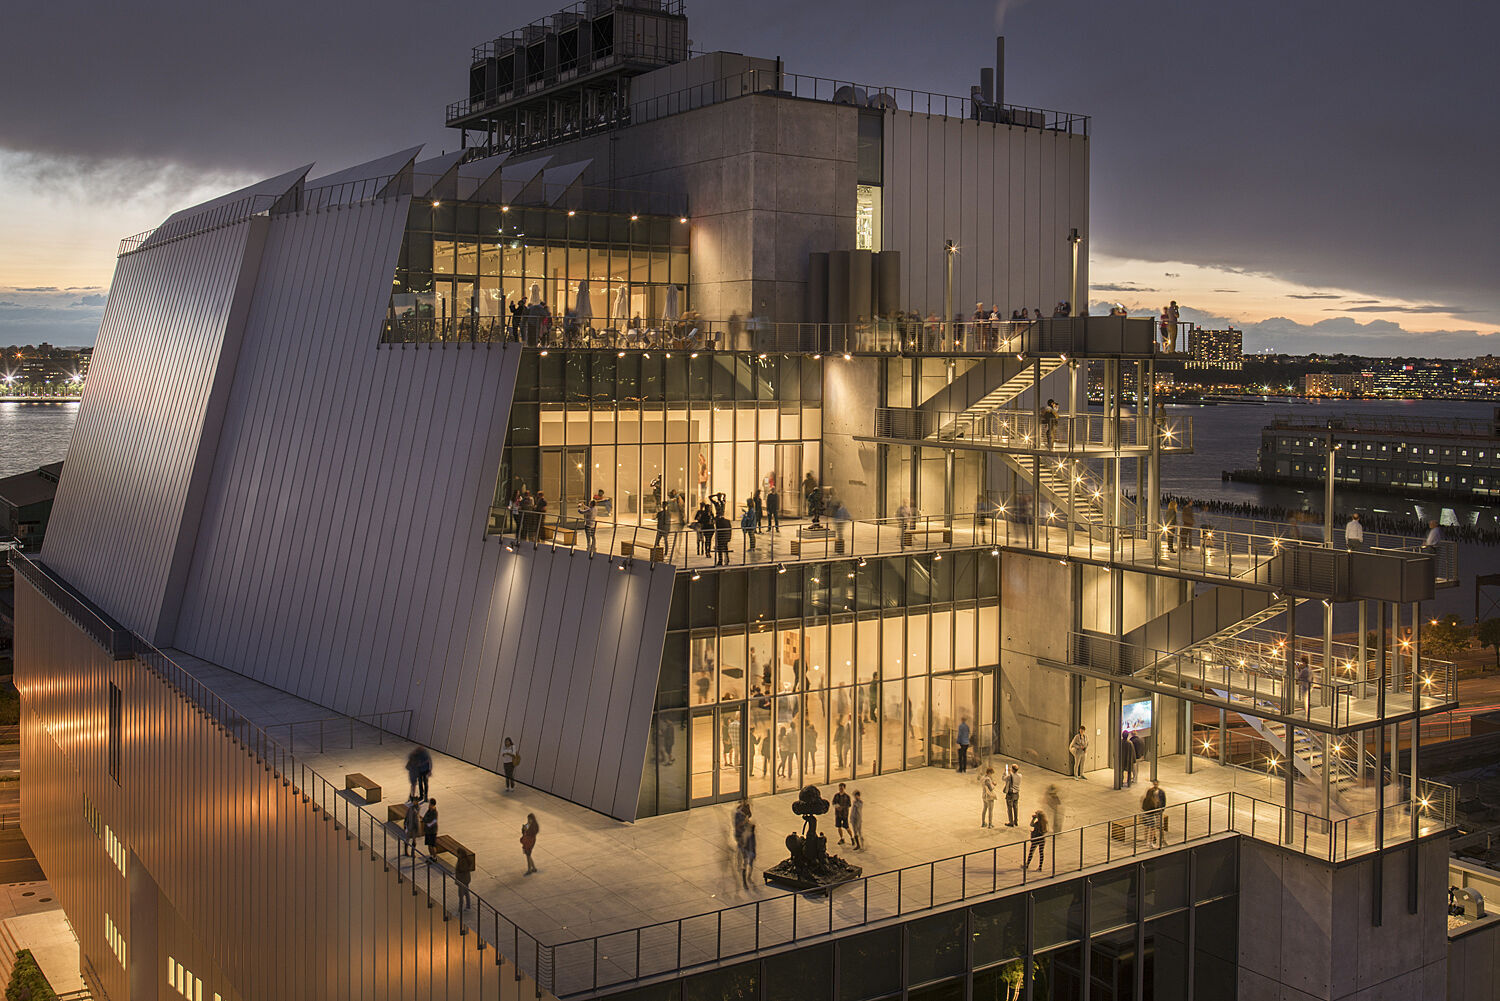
xmin=490 ymin=508 xmax=1458 ymax=595
xmin=150 ymin=649 xmax=1451 ymax=999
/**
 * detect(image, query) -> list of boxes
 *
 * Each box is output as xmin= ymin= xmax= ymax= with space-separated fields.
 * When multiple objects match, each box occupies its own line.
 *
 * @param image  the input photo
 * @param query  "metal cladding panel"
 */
xmin=41 ymin=219 xmax=261 ymax=639
xmin=159 ymin=190 xmax=672 ymax=818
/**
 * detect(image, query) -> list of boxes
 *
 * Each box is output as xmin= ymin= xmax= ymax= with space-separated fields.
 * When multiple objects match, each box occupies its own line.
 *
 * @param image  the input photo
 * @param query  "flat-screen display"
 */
xmin=1122 ymin=698 xmax=1153 ymax=732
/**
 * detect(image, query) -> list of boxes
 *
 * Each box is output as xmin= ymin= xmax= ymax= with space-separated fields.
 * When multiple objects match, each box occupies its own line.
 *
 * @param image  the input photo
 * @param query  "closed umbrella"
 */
xmin=612 ymin=286 xmax=629 ymax=327
xmin=530 ymin=282 xmax=541 ymax=306
xmin=665 ymin=284 xmax=681 ymax=321
xmin=575 ymin=280 xmax=593 ymax=323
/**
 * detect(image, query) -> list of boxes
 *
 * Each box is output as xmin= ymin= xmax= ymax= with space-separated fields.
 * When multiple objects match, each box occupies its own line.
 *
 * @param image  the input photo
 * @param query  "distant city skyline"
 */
xmin=0 ymin=0 xmax=1494 ymax=354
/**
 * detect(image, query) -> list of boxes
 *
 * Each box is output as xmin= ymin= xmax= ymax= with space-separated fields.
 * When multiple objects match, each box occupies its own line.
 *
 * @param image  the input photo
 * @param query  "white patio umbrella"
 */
xmin=574 ymin=279 xmax=593 ymax=323
xmin=612 ymin=285 xmax=630 ymax=326
xmin=665 ymin=284 xmax=681 ymax=321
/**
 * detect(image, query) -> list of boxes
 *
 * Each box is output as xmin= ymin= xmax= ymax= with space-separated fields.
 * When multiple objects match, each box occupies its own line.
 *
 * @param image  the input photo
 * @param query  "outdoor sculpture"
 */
xmin=763 ymin=785 xmax=863 ymax=891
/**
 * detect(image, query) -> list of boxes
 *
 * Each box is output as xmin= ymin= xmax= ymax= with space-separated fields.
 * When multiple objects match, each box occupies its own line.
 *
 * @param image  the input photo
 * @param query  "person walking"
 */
xmin=741 ymin=503 xmax=757 ymax=552
xmin=733 ymin=798 xmax=752 ymax=847
xmin=956 ymin=717 xmax=972 ymax=774
xmin=1345 ymin=512 xmax=1364 ymax=550
xmin=980 ymin=767 xmax=998 ymax=828
xmin=834 ymin=714 xmax=851 ymax=768
xmin=520 ymin=813 xmax=540 ymax=875
xmin=1044 ymin=783 xmax=1063 ymax=835
xmin=751 ymin=489 xmax=764 ymax=533
xmin=1163 ymin=500 xmax=1178 ymax=554
xmin=406 ymin=746 xmax=433 ymax=800
xmin=1003 ymin=764 xmax=1021 ymax=826
xmin=1181 ymin=503 xmax=1196 ymax=551
xmin=422 ymin=798 xmax=440 ymax=858
xmin=766 ymin=485 xmax=780 ymax=533
xmin=1128 ymin=730 xmax=1145 ymax=785
xmin=1069 ymin=726 xmax=1089 ymax=779
xmin=832 ymin=783 xmax=852 ymax=844
xmin=455 ymin=860 xmax=473 ymax=912
xmin=1141 ymin=780 xmax=1167 ymax=848
xmin=849 ymin=789 xmax=864 ymax=850
xmin=501 ymin=737 xmax=519 ymax=791
xmin=778 ymin=725 xmax=796 ymax=779
xmin=654 ymin=504 xmax=671 ymax=553
xmin=402 ymin=795 xmax=421 ymax=858
xmin=803 ymin=721 xmax=818 ymax=772
xmin=759 ymin=728 xmax=774 ymax=778
xmin=738 ymin=819 xmax=758 ymax=888
xmin=1025 ymin=810 xmax=1048 ymax=870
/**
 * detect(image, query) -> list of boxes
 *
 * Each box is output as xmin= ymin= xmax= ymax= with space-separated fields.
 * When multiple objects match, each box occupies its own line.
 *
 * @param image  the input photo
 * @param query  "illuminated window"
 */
xmin=105 ymin=914 xmax=126 ymax=968
xmin=855 ymin=185 xmax=883 ymax=251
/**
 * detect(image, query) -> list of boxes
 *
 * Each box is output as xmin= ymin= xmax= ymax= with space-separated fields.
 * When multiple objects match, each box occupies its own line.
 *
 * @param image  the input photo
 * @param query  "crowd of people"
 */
xmin=1157 ymin=494 xmax=1495 ymax=545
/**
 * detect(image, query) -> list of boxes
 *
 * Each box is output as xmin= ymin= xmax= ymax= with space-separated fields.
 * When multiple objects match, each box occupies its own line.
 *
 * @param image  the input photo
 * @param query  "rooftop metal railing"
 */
xmin=1268 ymin=412 xmax=1495 ymax=439
xmin=541 ymin=786 xmax=1452 ymax=996
xmin=1069 ymin=632 xmax=1454 ymax=730
xmin=449 ymin=60 xmax=1090 ymax=140
xmin=380 ymin=314 xmax=1162 ymax=357
xmin=873 ymin=408 xmax=1195 ymax=454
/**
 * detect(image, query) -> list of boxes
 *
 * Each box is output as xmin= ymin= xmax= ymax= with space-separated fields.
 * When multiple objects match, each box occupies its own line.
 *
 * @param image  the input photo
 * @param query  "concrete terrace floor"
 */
xmin=165 ymin=650 xmax=1423 ymax=960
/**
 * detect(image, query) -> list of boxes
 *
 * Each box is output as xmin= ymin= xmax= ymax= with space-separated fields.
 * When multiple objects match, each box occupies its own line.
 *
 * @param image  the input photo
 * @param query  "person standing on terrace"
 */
xmin=766 ymin=484 xmax=780 ymax=533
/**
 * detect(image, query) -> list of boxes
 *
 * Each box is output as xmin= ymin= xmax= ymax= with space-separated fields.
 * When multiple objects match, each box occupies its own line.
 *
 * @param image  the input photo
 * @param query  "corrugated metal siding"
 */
xmin=882 ymin=113 xmax=1089 ymax=316
xmin=41 ymin=218 xmax=264 ymax=640
xmin=15 ymin=578 xmax=539 ymax=1001
xmin=162 ymin=195 xmax=671 ymax=818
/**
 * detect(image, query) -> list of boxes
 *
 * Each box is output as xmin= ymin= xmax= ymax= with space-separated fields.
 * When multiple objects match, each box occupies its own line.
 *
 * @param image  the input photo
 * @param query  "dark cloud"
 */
xmin=0 ymin=0 xmax=1494 ymax=334
xmin=1287 ymin=293 xmax=1342 ymax=300
xmin=1328 ymin=304 xmax=1474 ymax=315
xmin=13 ymin=286 xmax=58 ymax=293
xmin=1092 ymin=282 xmax=1158 ymax=292
xmin=0 ymin=289 xmax=105 ymax=344
xmin=1211 ymin=289 xmax=1239 ymax=294
xmin=69 ymin=294 xmax=106 ymax=308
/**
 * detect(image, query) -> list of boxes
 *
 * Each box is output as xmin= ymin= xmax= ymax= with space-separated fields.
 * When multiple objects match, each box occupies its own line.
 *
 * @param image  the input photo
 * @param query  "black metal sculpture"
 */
xmin=763 ymin=785 xmax=862 ymax=891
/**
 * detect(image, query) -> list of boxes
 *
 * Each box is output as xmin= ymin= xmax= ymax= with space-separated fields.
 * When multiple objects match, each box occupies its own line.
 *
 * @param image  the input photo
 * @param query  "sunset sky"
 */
xmin=1 ymin=0 xmax=1493 ymax=355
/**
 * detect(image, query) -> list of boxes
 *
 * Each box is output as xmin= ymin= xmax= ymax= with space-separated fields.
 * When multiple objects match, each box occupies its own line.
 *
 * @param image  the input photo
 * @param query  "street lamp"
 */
xmin=1067 ymin=228 xmax=1082 ymax=317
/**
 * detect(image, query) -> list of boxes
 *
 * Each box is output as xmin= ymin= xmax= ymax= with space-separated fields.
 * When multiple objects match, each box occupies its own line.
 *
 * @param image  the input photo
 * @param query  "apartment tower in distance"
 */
xmin=12 ymin=4 xmax=1475 ymax=999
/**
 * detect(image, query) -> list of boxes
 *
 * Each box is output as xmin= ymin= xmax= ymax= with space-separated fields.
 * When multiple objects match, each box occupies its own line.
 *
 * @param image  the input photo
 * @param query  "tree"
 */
xmin=1478 ymin=619 xmax=1500 ymax=672
xmin=1425 ymin=614 xmax=1471 ymax=658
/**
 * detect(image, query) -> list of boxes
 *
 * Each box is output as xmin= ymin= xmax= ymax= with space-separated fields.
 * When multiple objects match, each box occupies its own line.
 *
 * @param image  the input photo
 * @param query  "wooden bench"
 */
xmin=387 ymin=801 xmax=410 ymax=826
xmin=540 ymin=525 xmax=577 ymax=545
xmin=345 ymin=772 xmax=381 ymax=804
xmin=432 ymin=834 xmax=476 ymax=873
xmin=902 ymin=526 xmax=953 ymax=547
xmin=619 ymin=540 xmax=665 ymax=561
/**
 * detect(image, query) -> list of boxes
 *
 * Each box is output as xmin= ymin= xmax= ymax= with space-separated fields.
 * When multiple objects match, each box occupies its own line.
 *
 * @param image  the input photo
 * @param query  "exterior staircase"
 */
xmin=925 ymin=357 xmax=1069 ymax=435
xmin=998 ymin=452 xmax=1131 ymax=529
xmin=1222 ymin=695 xmax=1360 ymax=803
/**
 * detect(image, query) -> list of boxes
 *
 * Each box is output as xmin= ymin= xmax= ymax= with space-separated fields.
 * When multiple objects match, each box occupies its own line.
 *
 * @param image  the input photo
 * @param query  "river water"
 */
xmin=0 ymin=401 xmax=78 ymax=479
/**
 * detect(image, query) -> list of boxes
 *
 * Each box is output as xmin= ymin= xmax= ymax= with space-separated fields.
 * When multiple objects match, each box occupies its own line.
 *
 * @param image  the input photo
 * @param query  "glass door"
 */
xmin=931 ymin=670 xmax=997 ymax=768
xmin=689 ymin=709 xmax=717 ymax=806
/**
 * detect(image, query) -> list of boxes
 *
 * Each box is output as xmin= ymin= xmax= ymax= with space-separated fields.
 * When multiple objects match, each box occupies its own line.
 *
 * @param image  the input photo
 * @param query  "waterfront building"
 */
xmin=1257 ymin=410 xmax=1500 ymax=500
xmin=12 ymin=5 xmax=1473 ymax=999
xmin=1303 ymin=372 xmax=1376 ymax=397
xmin=0 ymin=461 xmax=61 ymax=551
xmin=1184 ymin=327 xmax=1243 ymax=371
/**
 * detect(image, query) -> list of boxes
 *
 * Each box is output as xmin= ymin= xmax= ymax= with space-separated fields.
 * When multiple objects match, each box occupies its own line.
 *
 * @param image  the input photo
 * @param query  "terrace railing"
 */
xmin=379 ymin=314 xmax=1162 ymax=357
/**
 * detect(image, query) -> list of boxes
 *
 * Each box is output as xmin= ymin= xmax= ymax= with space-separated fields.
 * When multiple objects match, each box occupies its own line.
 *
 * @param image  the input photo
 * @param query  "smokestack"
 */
xmin=995 ymin=35 xmax=1006 ymax=110
xmin=979 ymin=67 xmax=994 ymax=104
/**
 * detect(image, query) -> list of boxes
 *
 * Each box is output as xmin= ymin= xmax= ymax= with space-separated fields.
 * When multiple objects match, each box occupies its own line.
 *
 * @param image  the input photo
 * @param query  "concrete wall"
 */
xmin=16 ymin=577 xmax=541 ymax=1001
xmin=1237 ymin=836 xmax=1448 ymax=1000
xmin=998 ymin=552 xmax=1072 ymax=771
xmin=1450 ymin=917 xmax=1500 ymax=1000
xmin=822 ymin=356 xmax=881 ymax=517
xmin=883 ymin=111 xmax=1089 ymax=320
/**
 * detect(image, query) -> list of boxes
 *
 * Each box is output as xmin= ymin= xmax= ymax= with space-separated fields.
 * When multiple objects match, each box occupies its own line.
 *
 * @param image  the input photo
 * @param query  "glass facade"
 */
xmin=499 ymin=350 xmax=824 ymax=528
xmin=599 ymin=841 xmax=1238 ymax=1001
xmin=638 ymin=550 xmax=1002 ymax=816
xmin=387 ymin=201 xmax=689 ymax=338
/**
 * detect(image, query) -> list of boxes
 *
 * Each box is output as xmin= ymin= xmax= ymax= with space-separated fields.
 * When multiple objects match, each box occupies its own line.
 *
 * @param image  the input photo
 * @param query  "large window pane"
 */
xmin=763 ymin=944 xmax=831 ymax=1001
xmin=907 ymin=909 xmax=966 ymax=986
xmin=1090 ymin=868 xmax=1137 ymax=933
xmin=1142 ymin=852 xmax=1188 ymax=918
xmin=838 ymin=928 xmax=901 ymax=1001
xmin=971 ymin=895 xmax=1025 ymax=969
xmin=1192 ymin=898 xmax=1237 ymax=999
xmin=1143 ymin=912 xmax=1189 ymax=1001
xmin=684 ymin=961 xmax=757 ymax=1001
xmin=1089 ymin=926 xmax=1136 ymax=1001
xmin=1033 ymin=880 xmax=1084 ymax=949
xmin=1033 ymin=944 xmax=1084 ymax=1001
